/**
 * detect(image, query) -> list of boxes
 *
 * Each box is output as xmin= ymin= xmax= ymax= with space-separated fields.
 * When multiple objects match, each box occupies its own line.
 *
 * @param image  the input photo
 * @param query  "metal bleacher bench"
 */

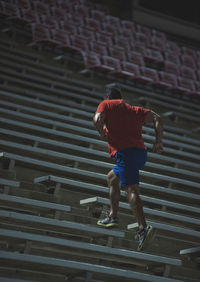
xmin=1 ymin=90 xmax=200 ymax=156
xmin=34 ymin=175 xmax=200 ymax=215
xmin=1 ymin=152 xmax=200 ymax=204
xmin=0 ymin=210 xmax=124 ymax=239
xmin=180 ymin=246 xmax=200 ymax=263
xmin=0 ymin=96 xmax=199 ymax=147
xmin=80 ymin=197 xmax=200 ymax=241
xmin=0 ymin=193 xmax=71 ymax=218
xmin=1 ymin=137 xmax=200 ymax=182
xmin=106 ymin=82 xmax=200 ymax=113
xmin=0 ymin=250 xmax=183 ymax=282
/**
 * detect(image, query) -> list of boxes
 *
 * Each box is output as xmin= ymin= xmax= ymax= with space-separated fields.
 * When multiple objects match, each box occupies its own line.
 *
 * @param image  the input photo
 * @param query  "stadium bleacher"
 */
xmin=0 ymin=0 xmax=200 ymax=281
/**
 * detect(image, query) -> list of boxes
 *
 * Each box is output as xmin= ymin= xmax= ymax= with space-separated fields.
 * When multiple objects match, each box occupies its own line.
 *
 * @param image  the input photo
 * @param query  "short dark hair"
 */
xmin=107 ymin=87 xmax=122 ymax=99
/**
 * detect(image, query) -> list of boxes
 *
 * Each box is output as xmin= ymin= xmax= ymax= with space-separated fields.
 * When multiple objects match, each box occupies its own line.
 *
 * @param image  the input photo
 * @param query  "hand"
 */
xmin=153 ymin=142 xmax=163 ymax=154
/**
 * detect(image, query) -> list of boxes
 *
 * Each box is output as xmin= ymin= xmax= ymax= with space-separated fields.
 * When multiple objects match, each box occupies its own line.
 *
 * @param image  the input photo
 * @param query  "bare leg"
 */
xmin=126 ymin=184 xmax=147 ymax=231
xmin=107 ymin=170 xmax=120 ymax=218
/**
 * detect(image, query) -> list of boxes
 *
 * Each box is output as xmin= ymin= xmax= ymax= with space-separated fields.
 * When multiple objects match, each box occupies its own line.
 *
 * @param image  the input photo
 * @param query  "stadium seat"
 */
xmin=105 ymin=15 xmax=121 ymax=29
xmin=166 ymin=40 xmax=181 ymax=55
xmin=0 ymin=2 xmax=19 ymax=18
xmin=56 ymin=0 xmax=75 ymax=11
xmin=102 ymin=23 xmax=118 ymax=36
xmin=70 ymin=34 xmax=89 ymax=53
xmin=74 ymin=4 xmax=90 ymax=18
xmin=152 ymin=29 xmax=167 ymax=42
xmin=84 ymin=17 xmax=101 ymax=31
xmin=181 ymin=46 xmax=197 ymax=58
xmin=7 ymin=8 xmax=40 ymax=25
xmin=100 ymin=56 xmax=121 ymax=72
xmin=114 ymin=36 xmax=133 ymax=52
xmin=31 ymin=24 xmax=59 ymax=47
xmin=174 ymin=76 xmax=196 ymax=96
xmin=121 ymin=20 xmax=136 ymax=33
xmin=61 ymin=19 xmax=78 ymax=34
xmin=157 ymin=71 xmax=178 ymax=90
xmin=144 ymin=48 xmax=164 ymax=66
xmin=113 ymin=61 xmax=140 ymax=80
xmin=135 ymin=32 xmax=150 ymax=46
xmin=32 ymin=1 xmax=51 ymax=16
xmin=82 ymin=53 xmax=102 ymax=70
xmin=181 ymin=54 xmax=196 ymax=69
xmin=90 ymin=9 xmax=106 ymax=22
xmin=164 ymin=61 xmax=180 ymax=76
xmin=95 ymin=31 xmax=113 ymax=46
xmin=40 ymin=16 xmax=60 ymax=29
xmin=165 ymin=52 xmax=180 ymax=65
xmin=132 ymin=42 xmax=147 ymax=56
xmin=16 ymin=0 xmax=31 ymax=10
xmin=151 ymin=36 xmax=166 ymax=51
xmin=127 ymin=51 xmax=145 ymax=66
xmin=51 ymin=7 xmax=66 ymax=20
xmin=119 ymin=27 xmax=135 ymax=42
xmin=78 ymin=27 xmax=96 ymax=41
xmin=180 ymin=65 xmax=197 ymax=81
xmin=139 ymin=66 xmax=160 ymax=86
xmin=136 ymin=24 xmax=151 ymax=38
xmin=108 ymin=46 xmax=126 ymax=61
xmin=89 ymin=41 xmax=108 ymax=56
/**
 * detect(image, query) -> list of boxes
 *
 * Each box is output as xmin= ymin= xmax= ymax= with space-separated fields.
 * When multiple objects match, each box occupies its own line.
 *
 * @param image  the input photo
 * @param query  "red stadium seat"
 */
xmin=0 ymin=2 xmax=19 ymax=18
xmin=40 ymin=16 xmax=60 ymax=29
xmin=121 ymin=20 xmax=136 ymax=33
xmin=97 ymin=56 xmax=121 ymax=73
xmin=152 ymin=29 xmax=167 ymax=42
xmin=166 ymin=40 xmax=181 ymax=55
xmin=173 ymin=77 xmax=196 ymax=96
xmin=57 ymin=0 xmax=75 ymax=11
xmin=85 ymin=18 xmax=101 ymax=31
xmin=132 ymin=43 xmax=147 ymax=56
xmin=78 ymin=27 xmax=96 ymax=41
xmin=127 ymin=51 xmax=144 ymax=66
xmin=113 ymin=61 xmax=140 ymax=80
xmin=181 ymin=55 xmax=196 ymax=69
xmin=136 ymin=24 xmax=151 ymax=38
xmin=32 ymin=1 xmax=51 ymax=16
xmin=90 ymin=41 xmax=108 ymax=56
xmin=151 ymin=36 xmax=166 ymax=51
xmin=16 ymin=0 xmax=31 ymax=10
xmin=139 ymin=66 xmax=160 ymax=86
xmin=135 ymin=32 xmax=150 ymax=46
xmin=82 ymin=53 xmax=101 ymax=70
xmin=180 ymin=66 xmax=197 ymax=81
xmin=74 ymin=4 xmax=90 ymax=18
xmin=109 ymin=46 xmax=126 ymax=61
xmin=102 ymin=23 xmax=118 ymax=36
xmin=61 ymin=19 xmax=78 ymax=34
xmin=31 ymin=24 xmax=59 ymax=46
xmin=105 ymin=15 xmax=121 ymax=29
xmin=114 ymin=36 xmax=133 ymax=52
xmin=164 ymin=61 xmax=180 ymax=76
xmin=70 ymin=35 xmax=89 ymax=53
xmin=51 ymin=7 xmax=66 ymax=20
xmin=157 ymin=71 xmax=178 ymax=90
xmin=144 ymin=48 xmax=164 ymax=66
xmin=95 ymin=31 xmax=113 ymax=46
xmin=90 ymin=9 xmax=106 ymax=22
xmin=119 ymin=27 xmax=135 ymax=42
xmin=181 ymin=46 xmax=197 ymax=59
xmin=165 ymin=52 xmax=180 ymax=65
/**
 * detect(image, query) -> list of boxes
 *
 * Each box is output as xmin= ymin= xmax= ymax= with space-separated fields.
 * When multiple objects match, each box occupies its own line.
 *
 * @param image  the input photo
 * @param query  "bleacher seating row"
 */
xmin=1 ymin=0 xmax=200 ymax=100
xmin=0 ymin=5 xmax=200 ymax=281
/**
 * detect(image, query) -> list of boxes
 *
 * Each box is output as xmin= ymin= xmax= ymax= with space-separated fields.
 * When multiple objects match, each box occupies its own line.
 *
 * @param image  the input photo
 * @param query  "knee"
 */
xmin=126 ymin=185 xmax=139 ymax=203
xmin=107 ymin=170 xmax=119 ymax=187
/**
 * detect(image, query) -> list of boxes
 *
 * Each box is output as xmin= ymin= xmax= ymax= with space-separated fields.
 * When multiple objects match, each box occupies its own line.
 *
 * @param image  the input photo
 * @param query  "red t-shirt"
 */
xmin=96 ymin=99 xmax=150 ymax=157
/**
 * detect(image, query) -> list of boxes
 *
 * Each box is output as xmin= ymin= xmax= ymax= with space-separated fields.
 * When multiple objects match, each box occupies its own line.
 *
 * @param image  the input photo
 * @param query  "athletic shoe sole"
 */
xmin=97 ymin=221 xmax=119 ymax=228
xmin=137 ymin=226 xmax=153 ymax=251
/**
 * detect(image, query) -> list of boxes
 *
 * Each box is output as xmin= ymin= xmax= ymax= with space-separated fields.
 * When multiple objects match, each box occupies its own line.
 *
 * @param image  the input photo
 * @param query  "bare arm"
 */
xmin=93 ymin=112 xmax=107 ymax=141
xmin=144 ymin=110 xmax=163 ymax=153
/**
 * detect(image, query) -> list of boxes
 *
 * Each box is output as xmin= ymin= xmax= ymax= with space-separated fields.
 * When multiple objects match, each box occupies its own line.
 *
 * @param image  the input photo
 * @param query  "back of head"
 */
xmin=107 ymin=87 xmax=122 ymax=100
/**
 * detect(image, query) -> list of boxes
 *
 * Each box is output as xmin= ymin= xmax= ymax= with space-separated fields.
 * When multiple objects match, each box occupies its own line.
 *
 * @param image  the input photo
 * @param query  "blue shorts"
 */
xmin=113 ymin=147 xmax=147 ymax=187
